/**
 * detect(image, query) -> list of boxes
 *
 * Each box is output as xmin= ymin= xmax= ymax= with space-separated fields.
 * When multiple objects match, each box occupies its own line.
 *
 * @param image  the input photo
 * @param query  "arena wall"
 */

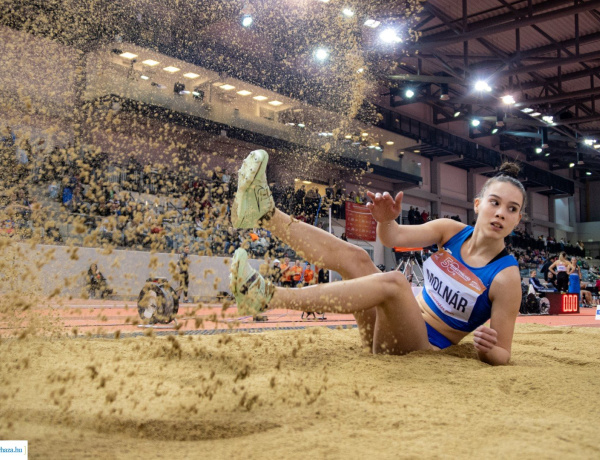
xmin=3 ymin=243 xmax=261 ymax=301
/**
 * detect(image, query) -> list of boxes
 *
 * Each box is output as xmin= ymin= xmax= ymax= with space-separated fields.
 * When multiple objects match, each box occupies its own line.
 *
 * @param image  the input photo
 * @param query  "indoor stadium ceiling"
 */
xmin=2 ymin=0 xmax=600 ymax=181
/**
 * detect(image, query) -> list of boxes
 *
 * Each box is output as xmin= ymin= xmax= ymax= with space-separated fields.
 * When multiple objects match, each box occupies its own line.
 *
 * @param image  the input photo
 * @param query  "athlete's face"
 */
xmin=474 ymin=181 xmax=523 ymax=238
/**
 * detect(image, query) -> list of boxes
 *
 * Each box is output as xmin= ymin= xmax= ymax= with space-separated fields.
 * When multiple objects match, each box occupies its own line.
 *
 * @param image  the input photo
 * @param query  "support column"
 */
xmin=467 ymin=170 xmax=476 ymax=225
xmin=525 ymin=190 xmax=534 ymax=234
xmin=548 ymin=197 xmax=556 ymax=237
xmin=430 ymin=158 xmax=442 ymax=219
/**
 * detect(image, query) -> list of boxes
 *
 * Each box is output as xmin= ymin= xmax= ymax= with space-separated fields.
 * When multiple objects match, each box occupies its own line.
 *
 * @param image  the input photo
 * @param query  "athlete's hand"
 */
xmin=473 ymin=325 xmax=498 ymax=353
xmin=366 ymin=191 xmax=403 ymax=223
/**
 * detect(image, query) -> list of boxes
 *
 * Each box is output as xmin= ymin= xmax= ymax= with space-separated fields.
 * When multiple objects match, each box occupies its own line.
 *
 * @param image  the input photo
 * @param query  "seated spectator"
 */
xmin=87 ymin=263 xmax=113 ymax=299
xmin=546 ymin=271 xmax=558 ymax=290
xmin=269 ymin=259 xmax=282 ymax=285
xmin=540 ymin=256 xmax=556 ymax=281
xmin=529 ymin=270 xmax=556 ymax=293
xmin=0 ymin=219 xmax=15 ymax=237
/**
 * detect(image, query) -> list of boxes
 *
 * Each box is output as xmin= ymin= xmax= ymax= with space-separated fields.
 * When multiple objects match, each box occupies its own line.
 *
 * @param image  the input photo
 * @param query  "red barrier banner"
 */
xmin=345 ymin=201 xmax=377 ymax=241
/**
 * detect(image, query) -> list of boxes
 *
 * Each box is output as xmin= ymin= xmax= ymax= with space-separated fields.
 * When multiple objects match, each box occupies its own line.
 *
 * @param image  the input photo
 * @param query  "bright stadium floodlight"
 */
xmin=314 ymin=48 xmax=329 ymax=61
xmin=404 ymin=88 xmax=415 ymax=99
xmin=241 ymin=15 xmax=253 ymax=27
xmin=501 ymin=95 xmax=515 ymax=105
xmin=240 ymin=2 xmax=255 ymax=27
xmin=471 ymin=118 xmax=481 ymax=127
xmin=379 ymin=28 xmax=402 ymax=44
xmin=474 ymin=80 xmax=492 ymax=92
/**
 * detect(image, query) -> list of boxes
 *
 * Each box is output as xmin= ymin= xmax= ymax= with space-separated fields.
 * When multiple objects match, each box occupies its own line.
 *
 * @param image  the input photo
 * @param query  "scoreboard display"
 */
xmin=545 ymin=293 xmax=580 ymax=315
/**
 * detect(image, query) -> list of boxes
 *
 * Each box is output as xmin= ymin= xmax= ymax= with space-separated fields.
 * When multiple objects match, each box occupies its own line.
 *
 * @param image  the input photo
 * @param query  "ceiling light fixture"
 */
xmin=183 ymin=72 xmax=200 ymax=79
xmin=541 ymin=128 xmax=549 ymax=149
xmin=386 ymin=141 xmax=394 ymax=145
xmin=491 ymin=128 xmax=499 ymax=134
xmin=268 ymin=100 xmax=283 ymax=106
xmin=542 ymin=115 xmax=554 ymax=124
xmin=241 ymin=2 xmax=255 ymax=27
xmin=163 ymin=66 xmax=180 ymax=73
xmin=471 ymin=119 xmax=481 ymax=127
xmin=474 ymin=80 xmax=492 ymax=92
xmin=314 ymin=48 xmax=330 ymax=61
xmin=140 ymin=75 xmax=149 ymax=80
xmin=584 ymin=139 xmax=596 ymax=146
xmin=535 ymin=147 xmax=543 ymax=154
xmin=530 ymin=112 xmax=541 ymax=117
xmin=253 ymin=95 xmax=268 ymax=101
xmin=142 ymin=59 xmax=159 ymax=66
xmin=521 ymin=107 xmax=534 ymax=113
xmin=569 ymin=163 xmax=575 ymax=168
xmin=586 ymin=171 xmax=592 ymax=176
xmin=236 ymin=90 xmax=252 ymax=96
xmin=364 ymin=19 xmax=381 ymax=28
xmin=453 ymin=110 xmax=461 ymax=118
xmin=440 ymin=84 xmax=449 ymax=101
xmin=220 ymin=84 xmax=235 ymax=90
xmin=120 ymin=52 xmax=138 ymax=59
xmin=496 ymin=111 xmax=505 ymax=127
xmin=379 ymin=28 xmax=402 ymax=44
xmin=342 ymin=8 xmax=354 ymax=17
xmin=501 ymin=95 xmax=515 ymax=105
xmin=404 ymin=88 xmax=415 ymax=99
xmin=545 ymin=153 xmax=550 ymax=157
xmin=241 ymin=15 xmax=253 ymax=27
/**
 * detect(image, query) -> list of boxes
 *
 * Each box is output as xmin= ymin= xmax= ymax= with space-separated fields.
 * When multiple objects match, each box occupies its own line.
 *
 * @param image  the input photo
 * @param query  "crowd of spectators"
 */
xmin=1 ymin=133 xmax=598 ymax=276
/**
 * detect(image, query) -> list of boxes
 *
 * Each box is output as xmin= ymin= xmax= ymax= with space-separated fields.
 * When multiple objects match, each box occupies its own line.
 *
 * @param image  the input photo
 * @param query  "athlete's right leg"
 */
xmin=262 ymin=210 xmax=379 ymax=348
xmin=230 ymin=251 xmax=431 ymax=355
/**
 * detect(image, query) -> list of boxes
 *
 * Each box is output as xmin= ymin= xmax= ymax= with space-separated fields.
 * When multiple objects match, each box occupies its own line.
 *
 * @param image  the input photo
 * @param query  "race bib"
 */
xmin=422 ymin=250 xmax=486 ymax=322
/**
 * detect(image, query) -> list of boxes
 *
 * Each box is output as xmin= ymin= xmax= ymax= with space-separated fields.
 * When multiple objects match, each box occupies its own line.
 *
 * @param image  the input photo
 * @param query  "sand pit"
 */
xmin=1 ymin=323 xmax=599 ymax=459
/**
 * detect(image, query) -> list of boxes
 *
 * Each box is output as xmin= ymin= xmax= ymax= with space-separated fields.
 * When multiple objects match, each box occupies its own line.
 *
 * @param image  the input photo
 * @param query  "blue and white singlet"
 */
xmin=416 ymin=226 xmax=518 ymax=349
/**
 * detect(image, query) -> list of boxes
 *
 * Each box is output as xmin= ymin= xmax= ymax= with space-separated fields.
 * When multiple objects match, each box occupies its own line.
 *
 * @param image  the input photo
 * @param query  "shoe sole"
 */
xmin=237 ymin=150 xmax=268 ymax=192
xmin=230 ymin=248 xmax=248 ymax=298
xmin=232 ymin=150 xmax=269 ymax=227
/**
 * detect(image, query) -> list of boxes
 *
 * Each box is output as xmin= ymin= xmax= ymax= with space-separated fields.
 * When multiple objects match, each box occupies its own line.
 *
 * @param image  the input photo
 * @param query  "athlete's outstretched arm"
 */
xmin=366 ymin=191 xmax=464 ymax=249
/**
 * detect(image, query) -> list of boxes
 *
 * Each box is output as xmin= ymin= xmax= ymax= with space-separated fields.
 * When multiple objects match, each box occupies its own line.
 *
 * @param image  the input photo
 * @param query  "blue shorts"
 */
xmin=426 ymin=323 xmax=453 ymax=349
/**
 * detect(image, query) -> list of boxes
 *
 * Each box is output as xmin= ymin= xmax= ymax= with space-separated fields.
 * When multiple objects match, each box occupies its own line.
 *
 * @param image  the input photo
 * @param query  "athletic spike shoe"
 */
xmin=230 ymin=248 xmax=275 ymax=316
xmin=232 ymin=149 xmax=275 ymax=228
